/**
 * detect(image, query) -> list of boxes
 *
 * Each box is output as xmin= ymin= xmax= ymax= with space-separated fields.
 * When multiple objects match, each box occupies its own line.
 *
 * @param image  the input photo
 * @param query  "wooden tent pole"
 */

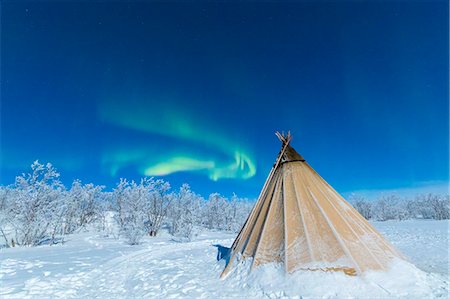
xmin=220 ymin=132 xmax=292 ymax=279
xmin=228 ymin=132 xmax=290 ymax=252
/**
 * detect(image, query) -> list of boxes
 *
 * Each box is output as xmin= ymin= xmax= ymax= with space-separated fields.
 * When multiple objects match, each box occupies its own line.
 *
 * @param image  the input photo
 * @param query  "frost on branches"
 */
xmin=114 ymin=178 xmax=173 ymax=244
xmin=348 ymin=193 xmax=449 ymax=221
xmin=0 ymin=161 xmax=105 ymax=247
xmin=0 ymin=160 xmax=448 ymax=248
xmin=9 ymin=161 xmax=63 ymax=246
xmin=169 ymin=184 xmax=202 ymax=241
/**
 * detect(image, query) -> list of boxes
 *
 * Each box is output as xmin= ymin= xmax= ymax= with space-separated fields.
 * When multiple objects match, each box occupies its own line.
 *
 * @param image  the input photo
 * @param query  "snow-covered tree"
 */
xmin=203 ymin=193 xmax=228 ymax=230
xmin=0 ymin=186 xmax=13 ymax=247
xmin=143 ymin=178 xmax=172 ymax=236
xmin=228 ymin=195 xmax=253 ymax=232
xmin=348 ymin=194 xmax=373 ymax=220
xmin=114 ymin=179 xmax=147 ymax=245
xmin=10 ymin=161 xmax=64 ymax=246
xmin=65 ymin=180 xmax=104 ymax=233
xmin=373 ymin=194 xmax=404 ymax=221
xmin=200 ymin=193 xmax=254 ymax=232
xmin=394 ymin=199 xmax=410 ymax=221
xmin=169 ymin=184 xmax=202 ymax=241
xmin=432 ymin=194 xmax=450 ymax=220
xmin=415 ymin=193 xmax=449 ymax=220
xmin=95 ymin=192 xmax=115 ymax=235
xmin=2 ymin=159 xmax=449 ymax=248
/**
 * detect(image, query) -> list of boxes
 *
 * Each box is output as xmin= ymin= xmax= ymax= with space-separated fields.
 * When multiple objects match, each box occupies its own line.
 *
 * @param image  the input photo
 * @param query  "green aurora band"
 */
xmin=99 ymin=99 xmax=256 ymax=181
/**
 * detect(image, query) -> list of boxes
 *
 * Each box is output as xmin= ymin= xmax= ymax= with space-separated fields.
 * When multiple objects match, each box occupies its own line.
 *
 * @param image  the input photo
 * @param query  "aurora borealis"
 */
xmin=1 ymin=2 xmax=448 ymax=198
xmin=98 ymin=97 xmax=256 ymax=181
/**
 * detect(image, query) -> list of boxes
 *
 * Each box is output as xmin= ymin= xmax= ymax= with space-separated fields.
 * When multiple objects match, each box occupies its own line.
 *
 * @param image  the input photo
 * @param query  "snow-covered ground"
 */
xmin=1 ymin=220 xmax=448 ymax=298
xmin=372 ymin=220 xmax=449 ymax=276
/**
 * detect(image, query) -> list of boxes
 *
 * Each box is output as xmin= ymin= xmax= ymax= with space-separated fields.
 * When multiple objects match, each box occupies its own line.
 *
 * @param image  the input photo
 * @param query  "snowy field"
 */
xmin=1 ymin=220 xmax=448 ymax=298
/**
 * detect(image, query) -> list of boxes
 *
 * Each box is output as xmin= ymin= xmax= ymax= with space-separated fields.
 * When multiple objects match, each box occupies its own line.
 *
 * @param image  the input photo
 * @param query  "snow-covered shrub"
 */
xmin=1 ymin=159 xmax=449 ymax=249
xmin=203 ymin=193 xmax=228 ymax=230
xmin=9 ymin=161 xmax=64 ymax=246
xmin=65 ymin=180 xmax=105 ymax=234
xmin=224 ymin=194 xmax=253 ymax=232
xmin=415 ymin=194 xmax=450 ymax=220
xmin=394 ymin=199 xmax=411 ymax=221
xmin=122 ymin=219 xmax=146 ymax=245
xmin=114 ymin=179 xmax=147 ymax=245
xmin=373 ymin=195 xmax=403 ymax=221
xmin=348 ymin=194 xmax=373 ymax=220
xmin=0 ymin=186 xmax=13 ymax=247
xmin=114 ymin=177 xmax=173 ymax=243
xmin=349 ymin=194 xmax=415 ymax=221
xmin=347 ymin=193 xmax=449 ymax=221
xmin=198 ymin=193 xmax=253 ymax=232
xmin=433 ymin=195 xmax=450 ymax=220
xmin=167 ymin=189 xmax=252 ymax=238
xmin=95 ymin=192 xmax=115 ymax=235
xmin=143 ymin=178 xmax=172 ymax=236
xmin=169 ymin=184 xmax=202 ymax=241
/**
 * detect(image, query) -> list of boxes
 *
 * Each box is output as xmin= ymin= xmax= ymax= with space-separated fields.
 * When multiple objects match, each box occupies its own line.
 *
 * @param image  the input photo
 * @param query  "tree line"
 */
xmin=0 ymin=161 xmax=448 ymax=247
xmin=0 ymin=161 xmax=253 ymax=247
xmin=348 ymin=193 xmax=449 ymax=221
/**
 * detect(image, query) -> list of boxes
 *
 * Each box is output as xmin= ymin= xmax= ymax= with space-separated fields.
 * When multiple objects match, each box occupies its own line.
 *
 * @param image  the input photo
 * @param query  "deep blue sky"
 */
xmin=1 ymin=1 xmax=448 ymax=198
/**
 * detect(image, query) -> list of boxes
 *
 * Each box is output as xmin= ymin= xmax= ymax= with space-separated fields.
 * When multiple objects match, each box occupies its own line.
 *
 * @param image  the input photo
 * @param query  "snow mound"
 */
xmin=224 ymin=258 xmax=448 ymax=298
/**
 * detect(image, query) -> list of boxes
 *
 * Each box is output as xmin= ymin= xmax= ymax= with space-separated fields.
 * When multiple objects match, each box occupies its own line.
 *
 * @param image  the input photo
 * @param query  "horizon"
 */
xmin=3 ymin=159 xmax=448 ymax=202
xmin=2 ymin=1 xmax=448 ymax=199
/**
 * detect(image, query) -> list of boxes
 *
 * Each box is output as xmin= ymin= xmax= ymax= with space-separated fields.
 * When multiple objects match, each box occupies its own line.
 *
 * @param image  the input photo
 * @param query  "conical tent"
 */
xmin=221 ymin=132 xmax=403 ymax=278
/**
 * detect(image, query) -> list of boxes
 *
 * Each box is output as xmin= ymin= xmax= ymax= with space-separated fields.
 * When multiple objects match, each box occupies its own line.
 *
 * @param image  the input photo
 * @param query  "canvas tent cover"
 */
xmin=221 ymin=132 xmax=403 ymax=278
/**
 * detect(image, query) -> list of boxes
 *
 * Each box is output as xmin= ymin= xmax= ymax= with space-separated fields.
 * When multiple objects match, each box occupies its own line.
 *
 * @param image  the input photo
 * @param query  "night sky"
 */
xmin=2 ymin=1 xmax=448 ymax=198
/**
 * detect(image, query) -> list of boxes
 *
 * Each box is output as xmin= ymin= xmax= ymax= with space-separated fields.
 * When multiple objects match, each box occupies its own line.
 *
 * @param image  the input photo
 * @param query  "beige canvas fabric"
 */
xmin=221 ymin=133 xmax=403 ymax=278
